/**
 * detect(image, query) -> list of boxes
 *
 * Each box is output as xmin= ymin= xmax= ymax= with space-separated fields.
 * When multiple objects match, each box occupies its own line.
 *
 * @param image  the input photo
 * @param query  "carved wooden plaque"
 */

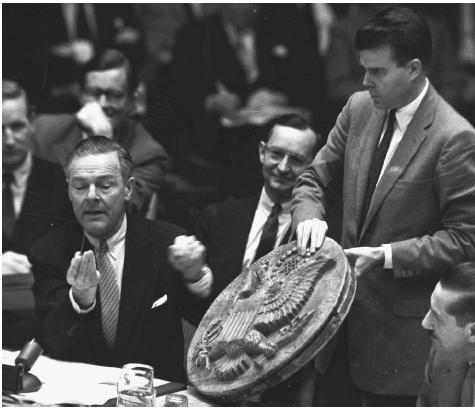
xmin=187 ymin=238 xmax=356 ymax=402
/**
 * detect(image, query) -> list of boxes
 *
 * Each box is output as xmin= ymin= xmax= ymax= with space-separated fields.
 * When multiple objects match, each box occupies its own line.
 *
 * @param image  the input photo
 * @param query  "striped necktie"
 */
xmin=97 ymin=241 xmax=120 ymax=349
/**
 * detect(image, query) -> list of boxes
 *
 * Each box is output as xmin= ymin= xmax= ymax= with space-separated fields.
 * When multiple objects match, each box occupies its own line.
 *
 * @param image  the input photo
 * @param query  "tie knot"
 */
xmin=388 ymin=109 xmax=396 ymax=124
xmin=99 ymin=240 xmax=109 ymax=255
xmin=271 ymin=203 xmax=282 ymax=217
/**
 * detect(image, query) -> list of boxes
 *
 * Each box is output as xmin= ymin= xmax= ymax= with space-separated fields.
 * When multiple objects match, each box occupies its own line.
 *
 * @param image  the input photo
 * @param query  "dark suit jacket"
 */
xmin=33 ymin=114 xmax=169 ymax=215
xmin=30 ymin=217 xmax=203 ymax=383
xmin=3 ymin=156 xmax=74 ymax=255
xmin=172 ymin=6 xmax=326 ymax=160
xmin=417 ymin=349 xmax=475 ymax=406
xmin=292 ymin=85 xmax=475 ymax=394
xmin=195 ymin=196 xmax=259 ymax=305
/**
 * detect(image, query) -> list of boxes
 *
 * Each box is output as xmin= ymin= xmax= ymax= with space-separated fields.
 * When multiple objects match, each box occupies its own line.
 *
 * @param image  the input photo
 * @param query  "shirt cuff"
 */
xmin=382 ymin=244 xmax=393 ymax=269
xmin=69 ymin=288 xmax=96 ymax=314
xmin=185 ymin=265 xmax=213 ymax=298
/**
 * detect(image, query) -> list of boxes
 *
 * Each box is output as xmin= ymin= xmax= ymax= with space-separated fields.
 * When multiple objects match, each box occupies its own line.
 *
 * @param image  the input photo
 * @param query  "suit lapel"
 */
xmin=359 ymin=86 xmax=437 ymax=240
xmin=113 ymin=217 xmax=156 ymax=361
xmin=354 ymin=109 xmax=386 ymax=235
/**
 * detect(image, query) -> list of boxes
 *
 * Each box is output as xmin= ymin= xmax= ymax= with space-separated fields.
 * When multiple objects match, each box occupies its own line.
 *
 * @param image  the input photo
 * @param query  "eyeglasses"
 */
xmin=263 ymin=145 xmax=311 ymax=170
xmin=83 ymin=87 xmax=126 ymax=103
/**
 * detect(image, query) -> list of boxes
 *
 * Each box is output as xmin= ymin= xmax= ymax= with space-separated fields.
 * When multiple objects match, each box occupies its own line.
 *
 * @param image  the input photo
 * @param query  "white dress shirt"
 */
xmin=242 ymin=188 xmax=292 ymax=269
xmin=7 ymin=151 xmax=33 ymax=218
xmin=70 ymin=215 xmax=212 ymax=313
xmin=379 ymin=78 xmax=429 ymax=268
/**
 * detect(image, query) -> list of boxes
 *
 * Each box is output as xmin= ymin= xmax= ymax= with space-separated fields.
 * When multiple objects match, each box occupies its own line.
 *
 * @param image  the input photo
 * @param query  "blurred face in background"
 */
xmin=81 ymin=67 xmax=133 ymax=133
xmin=259 ymin=125 xmax=316 ymax=203
xmin=2 ymin=96 xmax=33 ymax=170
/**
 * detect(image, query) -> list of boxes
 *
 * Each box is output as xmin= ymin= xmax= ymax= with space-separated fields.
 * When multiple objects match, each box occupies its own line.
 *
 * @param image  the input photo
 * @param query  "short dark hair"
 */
xmin=265 ymin=114 xmax=322 ymax=156
xmin=64 ymin=135 xmax=133 ymax=180
xmin=354 ymin=6 xmax=432 ymax=67
xmin=2 ymin=79 xmax=32 ymax=117
xmin=440 ymin=262 xmax=475 ymax=326
xmin=81 ymin=49 xmax=138 ymax=94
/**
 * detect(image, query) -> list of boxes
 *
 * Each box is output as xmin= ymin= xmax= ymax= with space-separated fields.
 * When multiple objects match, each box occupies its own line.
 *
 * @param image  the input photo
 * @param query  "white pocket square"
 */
xmin=151 ymin=294 xmax=168 ymax=309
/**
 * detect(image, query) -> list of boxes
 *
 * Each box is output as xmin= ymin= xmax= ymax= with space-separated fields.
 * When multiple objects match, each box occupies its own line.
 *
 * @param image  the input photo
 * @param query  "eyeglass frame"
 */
xmin=260 ymin=142 xmax=313 ymax=171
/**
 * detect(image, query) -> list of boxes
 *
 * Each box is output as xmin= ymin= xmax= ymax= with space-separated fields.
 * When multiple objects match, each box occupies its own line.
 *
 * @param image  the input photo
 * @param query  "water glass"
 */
xmin=117 ymin=363 xmax=155 ymax=407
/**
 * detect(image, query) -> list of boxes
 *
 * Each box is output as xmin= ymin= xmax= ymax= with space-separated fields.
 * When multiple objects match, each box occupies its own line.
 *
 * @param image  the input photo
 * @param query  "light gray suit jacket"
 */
xmin=292 ymin=84 xmax=475 ymax=395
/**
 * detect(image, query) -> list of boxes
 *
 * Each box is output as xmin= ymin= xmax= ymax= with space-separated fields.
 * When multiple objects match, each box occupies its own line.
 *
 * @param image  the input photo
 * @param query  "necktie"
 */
xmin=359 ymin=109 xmax=396 ymax=234
xmin=3 ymin=172 xmax=16 ymax=241
xmin=254 ymin=203 xmax=282 ymax=262
xmin=97 ymin=241 xmax=120 ymax=350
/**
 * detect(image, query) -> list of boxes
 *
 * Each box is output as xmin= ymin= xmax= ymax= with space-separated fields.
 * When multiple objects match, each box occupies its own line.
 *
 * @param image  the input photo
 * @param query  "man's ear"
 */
xmin=258 ymin=141 xmax=266 ymax=165
xmin=124 ymin=177 xmax=135 ymax=201
xmin=407 ymin=58 xmax=422 ymax=81
xmin=466 ymin=322 xmax=475 ymax=343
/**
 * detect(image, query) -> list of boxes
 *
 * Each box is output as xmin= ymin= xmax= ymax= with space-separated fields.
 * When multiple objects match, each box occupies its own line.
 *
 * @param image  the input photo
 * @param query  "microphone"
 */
xmin=15 ymin=339 xmax=43 ymax=373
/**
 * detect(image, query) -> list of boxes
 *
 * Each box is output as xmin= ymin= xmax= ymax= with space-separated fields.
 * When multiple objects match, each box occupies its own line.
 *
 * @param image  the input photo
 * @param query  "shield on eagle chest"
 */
xmin=187 ymin=237 xmax=355 ymax=402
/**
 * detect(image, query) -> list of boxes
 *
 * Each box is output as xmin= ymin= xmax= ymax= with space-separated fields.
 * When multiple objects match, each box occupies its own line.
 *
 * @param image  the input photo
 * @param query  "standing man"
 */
xmin=418 ymin=262 xmax=475 ymax=406
xmin=31 ymin=136 xmax=211 ymax=383
xmin=33 ymin=49 xmax=168 ymax=215
xmin=196 ymin=114 xmax=320 ymax=302
xmin=2 ymin=80 xmax=73 ymax=348
xmin=292 ymin=7 xmax=475 ymax=405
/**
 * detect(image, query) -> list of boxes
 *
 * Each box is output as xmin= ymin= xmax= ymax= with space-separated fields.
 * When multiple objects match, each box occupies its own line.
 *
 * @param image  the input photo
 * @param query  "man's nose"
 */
xmin=86 ymin=184 xmax=98 ymax=199
xmin=3 ymin=127 xmax=16 ymax=146
xmin=98 ymin=93 xmax=108 ymax=108
xmin=362 ymin=72 xmax=371 ymax=88
xmin=277 ymin=155 xmax=290 ymax=172
xmin=421 ymin=311 xmax=433 ymax=330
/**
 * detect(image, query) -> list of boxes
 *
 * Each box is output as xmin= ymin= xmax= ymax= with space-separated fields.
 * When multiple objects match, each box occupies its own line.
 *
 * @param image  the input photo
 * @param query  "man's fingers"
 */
xmin=315 ymin=221 xmax=328 ymax=249
xmin=66 ymin=253 xmax=81 ymax=284
xmin=297 ymin=223 xmax=309 ymax=255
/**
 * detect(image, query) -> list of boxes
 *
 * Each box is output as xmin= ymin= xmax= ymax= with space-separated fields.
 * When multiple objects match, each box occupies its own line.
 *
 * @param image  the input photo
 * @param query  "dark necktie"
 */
xmin=97 ymin=241 xmax=120 ymax=350
xmin=254 ymin=203 xmax=282 ymax=262
xmin=359 ymin=109 xmax=396 ymax=234
xmin=3 ymin=172 xmax=16 ymax=241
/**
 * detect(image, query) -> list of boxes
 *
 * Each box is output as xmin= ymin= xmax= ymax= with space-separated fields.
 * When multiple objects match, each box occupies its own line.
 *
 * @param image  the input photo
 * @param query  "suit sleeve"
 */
xmin=391 ymin=129 xmax=475 ymax=277
xmin=291 ymin=95 xmax=351 ymax=229
xmin=30 ymin=246 xmax=93 ymax=359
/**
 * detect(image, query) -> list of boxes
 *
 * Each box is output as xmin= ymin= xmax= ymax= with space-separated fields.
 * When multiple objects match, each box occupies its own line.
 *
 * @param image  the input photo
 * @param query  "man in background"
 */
xmin=2 ymin=80 xmax=73 ymax=348
xmin=418 ymin=262 xmax=475 ymax=406
xmin=33 ymin=49 xmax=168 ymax=215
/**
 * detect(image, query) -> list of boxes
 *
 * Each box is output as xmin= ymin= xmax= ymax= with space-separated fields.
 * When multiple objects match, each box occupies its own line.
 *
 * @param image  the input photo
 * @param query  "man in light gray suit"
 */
xmin=292 ymin=6 xmax=475 ymax=406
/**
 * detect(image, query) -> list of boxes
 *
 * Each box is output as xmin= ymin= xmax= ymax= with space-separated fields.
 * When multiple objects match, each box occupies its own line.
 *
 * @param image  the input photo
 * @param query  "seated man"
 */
xmin=194 ymin=114 xmax=321 ymax=404
xmin=30 ymin=136 xmax=211 ymax=383
xmin=33 ymin=48 xmax=168 ymax=215
xmin=418 ymin=262 xmax=475 ymax=406
xmin=2 ymin=80 xmax=74 ymax=348
xmin=195 ymin=114 xmax=321 ymax=303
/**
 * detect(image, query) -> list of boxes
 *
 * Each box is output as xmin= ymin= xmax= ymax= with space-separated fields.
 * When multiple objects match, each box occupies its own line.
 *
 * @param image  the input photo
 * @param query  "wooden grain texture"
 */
xmin=187 ymin=238 xmax=355 ymax=402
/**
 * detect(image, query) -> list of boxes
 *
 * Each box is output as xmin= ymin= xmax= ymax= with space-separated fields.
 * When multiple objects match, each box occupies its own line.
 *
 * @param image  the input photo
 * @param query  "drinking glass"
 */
xmin=117 ymin=363 xmax=155 ymax=407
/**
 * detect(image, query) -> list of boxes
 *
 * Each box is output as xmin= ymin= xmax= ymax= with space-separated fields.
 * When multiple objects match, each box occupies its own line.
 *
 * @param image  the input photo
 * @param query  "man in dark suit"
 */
xmin=32 ymin=49 xmax=169 ymax=215
xmin=418 ymin=262 xmax=475 ymax=406
xmin=31 ymin=136 xmax=212 ymax=383
xmin=194 ymin=114 xmax=320 ymax=404
xmin=292 ymin=7 xmax=475 ymax=405
xmin=2 ymin=80 xmax=74 ymax=348
xmin=195 ymin=115 xmax=320 ymax=304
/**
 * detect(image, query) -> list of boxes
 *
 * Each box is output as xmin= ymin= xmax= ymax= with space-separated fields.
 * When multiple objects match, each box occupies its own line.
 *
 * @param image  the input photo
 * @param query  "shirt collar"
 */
xmin=85 ymin=214 xmax=127 ymax=260
xmin=394 ymin=78 xmax=429 ymax=132
xmin=259 ymin=187 xmax=292 ymax=214
xmin=9 ymin=151 xmax=33 ymax=187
